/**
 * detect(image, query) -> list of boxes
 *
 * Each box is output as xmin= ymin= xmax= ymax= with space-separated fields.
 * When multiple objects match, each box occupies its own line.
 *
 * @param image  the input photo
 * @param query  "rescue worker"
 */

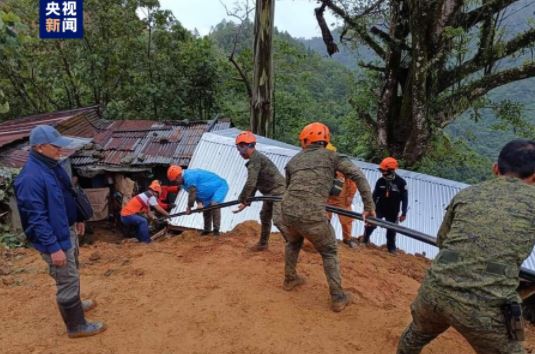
xmin=279 ymin=122 xmax=375 ymax=312
xmin=362 ymin=157 xmax=408 ymax=253
xmin=120 ymin=180 xmax=169 ymax=243
xmin=233 ymin=131 xmax=286 ymax=251
xmin=325 ymin=143 xmax=358 ymax=249
xmin=397 ymin=139 xmax=535 ymax=354
xmin=167 ymin=165 xmax=229 ymax=236
xmin=14 ymin=125 xmax=106 ymax=338
xmin=157 ymin=184 xmax=179 ymax=211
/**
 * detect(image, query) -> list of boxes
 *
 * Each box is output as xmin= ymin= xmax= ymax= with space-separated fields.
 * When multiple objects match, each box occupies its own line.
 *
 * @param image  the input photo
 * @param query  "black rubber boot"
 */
xmin=58 ymin=299 xmax=106 ymax=338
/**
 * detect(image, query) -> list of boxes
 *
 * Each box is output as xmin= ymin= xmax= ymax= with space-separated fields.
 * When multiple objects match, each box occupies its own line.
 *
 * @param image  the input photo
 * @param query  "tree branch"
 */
xmin=438 ymin=62 xmax=535 ymax=122
xmin=370 ymin=26 xmax=411 ymax=51
xmin=314 ymin=3 xmax=339 ymax=56
xmin=453 ymin=0 xmax=516 ymax=29
xmin=229 ymin=55 xmax=252 ymax=99
xmin=358 ymin=62 xmax=386 ymax=72
xmin=320 ymin=0 xmax=386 ymax=59
xmin=439 ymin=27 xmax=535 ymax=91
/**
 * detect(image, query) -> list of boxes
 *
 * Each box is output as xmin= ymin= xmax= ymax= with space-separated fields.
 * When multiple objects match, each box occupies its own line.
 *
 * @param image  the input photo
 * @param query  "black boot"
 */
xmin=58 ymin=298 xmax=106 ymax=338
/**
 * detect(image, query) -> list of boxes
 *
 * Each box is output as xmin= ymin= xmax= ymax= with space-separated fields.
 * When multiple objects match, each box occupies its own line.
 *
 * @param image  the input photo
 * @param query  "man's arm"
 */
xmin=335 ymin=156 xmax=375 ymax=212
xmin=400 ymin=179 xmax=408 ymax=216
xmin=153 ymin=204 xmax=169 ymax=217
xmin=16 ymin=179 xmax=61 ymax=253
xmin=187 ymin=186 xmax=197 ymax=209
xmin=238 ymin=159 xmax=261 ymax=203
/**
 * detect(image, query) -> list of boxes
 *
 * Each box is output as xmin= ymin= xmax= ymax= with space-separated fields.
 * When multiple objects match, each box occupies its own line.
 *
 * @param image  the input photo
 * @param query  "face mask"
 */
xmin=382 ymin=171 xmax=395 ymax=180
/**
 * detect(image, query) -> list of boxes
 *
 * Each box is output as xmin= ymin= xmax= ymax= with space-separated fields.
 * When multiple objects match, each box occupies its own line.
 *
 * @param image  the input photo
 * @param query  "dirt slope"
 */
xmin=1 ymin=221 xmax=535 ymax=354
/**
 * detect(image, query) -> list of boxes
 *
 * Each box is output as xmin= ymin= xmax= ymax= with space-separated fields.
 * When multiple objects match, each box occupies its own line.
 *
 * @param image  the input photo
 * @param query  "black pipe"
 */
xmin=163 ymin=196 xmax=535 ymax=282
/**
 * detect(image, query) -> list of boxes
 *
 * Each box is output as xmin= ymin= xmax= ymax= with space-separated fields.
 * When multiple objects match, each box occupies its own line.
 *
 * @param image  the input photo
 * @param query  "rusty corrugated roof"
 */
xmin=72 ymin=117 xmax=232 ymax=174
xmin=0 ymin=106 xmax=104 ymax=149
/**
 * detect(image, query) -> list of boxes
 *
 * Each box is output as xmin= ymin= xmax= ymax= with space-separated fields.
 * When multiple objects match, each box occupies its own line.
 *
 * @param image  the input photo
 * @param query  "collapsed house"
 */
xmin=0 ymin=107 xmax=231 ymax=229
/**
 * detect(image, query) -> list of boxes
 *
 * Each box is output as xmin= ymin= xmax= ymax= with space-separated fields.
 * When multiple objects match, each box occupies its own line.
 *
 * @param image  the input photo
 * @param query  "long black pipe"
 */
xmin=163 ymin=196 xmax=535 ymax=282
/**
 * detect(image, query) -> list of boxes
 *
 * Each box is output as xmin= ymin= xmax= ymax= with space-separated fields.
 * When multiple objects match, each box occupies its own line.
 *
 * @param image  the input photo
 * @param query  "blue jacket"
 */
xmin=14 ymin=152 xmax=75 ymax=254
xmin=182 ymin=169 xmax=228 ymax=204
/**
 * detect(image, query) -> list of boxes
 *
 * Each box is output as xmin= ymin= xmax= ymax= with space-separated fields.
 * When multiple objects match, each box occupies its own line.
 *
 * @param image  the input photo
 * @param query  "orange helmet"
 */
xmin=379 ymin=157 xmax=398 ymax=171
xmin=299 ymin=122 xmax=330 ymax=148
xmin=167 ymin=165 xmax=183 ymax=181
xmin=235 ymin=131 xmax=256 ymax=145
xmin=149 ymin=180 xmax=162 ymax=194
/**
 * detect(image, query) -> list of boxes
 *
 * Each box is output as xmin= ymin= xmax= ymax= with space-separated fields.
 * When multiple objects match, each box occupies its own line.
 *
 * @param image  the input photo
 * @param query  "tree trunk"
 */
xmin=402 ymin=0 xmax=433 ymax=165
xmin=251 ymin=0 xmax=275 ymax=137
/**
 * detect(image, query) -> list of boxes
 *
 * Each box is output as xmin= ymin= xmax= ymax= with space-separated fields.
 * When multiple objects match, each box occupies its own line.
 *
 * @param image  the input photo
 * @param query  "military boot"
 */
xmin=283 ymin=275 xmax=306 ymax=291
xmin=250 ymin=243 xmax=268 ymax=252
xmin=331 ymin=291 xmax=353 ymax=312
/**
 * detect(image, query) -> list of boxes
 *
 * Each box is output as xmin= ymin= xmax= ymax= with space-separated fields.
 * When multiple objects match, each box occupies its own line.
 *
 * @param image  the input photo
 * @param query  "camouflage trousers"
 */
xmin=258 ymin=201 xmax=275 ymax=245
xmin=397 ymin=285 xmax=525 ymax=354
xmin=279 ymin=214 xmax=344 ymax=300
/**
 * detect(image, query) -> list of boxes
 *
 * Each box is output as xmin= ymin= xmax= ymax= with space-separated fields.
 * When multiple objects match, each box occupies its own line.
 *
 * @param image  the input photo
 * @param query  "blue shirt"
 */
xmin=182 ymin=169 xmax=228 ymax=203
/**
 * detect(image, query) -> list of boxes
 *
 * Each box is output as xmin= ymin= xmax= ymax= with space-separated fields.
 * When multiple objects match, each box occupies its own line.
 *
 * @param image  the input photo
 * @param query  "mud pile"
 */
xmin=1 ymin=222 xmax=534 ymax=354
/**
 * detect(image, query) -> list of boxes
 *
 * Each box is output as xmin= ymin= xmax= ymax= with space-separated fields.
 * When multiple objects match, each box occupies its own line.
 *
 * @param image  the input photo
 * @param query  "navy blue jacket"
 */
xmin=14 ymin=152 xmax=76 ymax=254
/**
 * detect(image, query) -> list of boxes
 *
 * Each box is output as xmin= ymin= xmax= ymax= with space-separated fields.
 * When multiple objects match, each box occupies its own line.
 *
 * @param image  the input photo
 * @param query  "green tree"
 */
xmin=316 ymin=0 xmax=535 ymax=165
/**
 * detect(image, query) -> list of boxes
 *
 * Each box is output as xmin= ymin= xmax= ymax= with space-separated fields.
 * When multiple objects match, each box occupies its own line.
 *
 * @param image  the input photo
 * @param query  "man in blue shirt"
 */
xmin=14 ymin=125 xmax=106 ymax=338
xmin=168 ymin=166 xmax=229 ymax=236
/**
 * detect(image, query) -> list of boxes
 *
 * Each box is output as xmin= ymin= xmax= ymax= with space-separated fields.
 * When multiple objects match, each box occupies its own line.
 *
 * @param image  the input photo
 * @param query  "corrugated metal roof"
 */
xmin=171 ymin=130 xmax=535 ymax=274
xmin=0 ymin=107 xmax=108 ymax=168
xmin=169 ymin=131 xmax=469 ymax=261
xmin=0 ymin=106 xmax=104 ymax=149
xmin=72 ymin=118 xmax=232 ymax=174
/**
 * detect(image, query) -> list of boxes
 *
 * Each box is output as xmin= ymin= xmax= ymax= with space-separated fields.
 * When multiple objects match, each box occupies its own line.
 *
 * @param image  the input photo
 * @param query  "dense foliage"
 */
xmin=1 ymin=1 xmax=533 ymax=184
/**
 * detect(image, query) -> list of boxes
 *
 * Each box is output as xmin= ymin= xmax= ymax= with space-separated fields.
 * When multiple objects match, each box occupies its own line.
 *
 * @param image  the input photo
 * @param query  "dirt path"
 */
xmin=1 ymin=221 xmax=535 ymax=354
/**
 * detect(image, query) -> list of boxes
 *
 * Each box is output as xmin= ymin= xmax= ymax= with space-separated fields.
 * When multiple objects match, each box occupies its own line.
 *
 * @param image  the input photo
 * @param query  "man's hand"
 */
xmin=196 ymin=201 xmax=204 ymax=209
xmin=399 ymin=215 xmax=407 ymax=223
xmin=51 ymin=249 xmax=67 ymax=267
xmin=363 ymin=210 xmax=376 ymax=226
xmin=232 ymin=203 xmax=248 ymax=214
xmin=186 ymin=207 xmax=192 ymax=215
xmin=148 ymin=213 xmax=156 ymax=221
xmin=74 ymin=222 xmax=85 ymax=236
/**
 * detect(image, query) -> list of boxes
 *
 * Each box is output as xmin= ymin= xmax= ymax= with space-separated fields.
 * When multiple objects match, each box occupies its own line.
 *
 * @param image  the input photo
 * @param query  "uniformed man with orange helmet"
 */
xmin=325 ymin=143 xmax=359 ymax=248
xmin=120 ymin=180 xmax=169 ymax=243
xmin=279 ymin=122 xmax=376 ymax=312
xmin=233 ymin=131 xmax=286 ymax=251
xmin=362 ymin=157 xmax=408 ymax=253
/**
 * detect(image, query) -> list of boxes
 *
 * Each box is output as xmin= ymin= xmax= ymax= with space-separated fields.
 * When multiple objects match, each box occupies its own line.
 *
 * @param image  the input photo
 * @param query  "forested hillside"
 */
xmin=1 ymin=0 xmax=533 ymax=184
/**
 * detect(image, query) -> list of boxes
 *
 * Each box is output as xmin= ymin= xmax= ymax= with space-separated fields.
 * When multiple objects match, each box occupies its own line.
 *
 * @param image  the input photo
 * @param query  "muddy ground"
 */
xmin=1 ymin=221 xmax=535 ymax=354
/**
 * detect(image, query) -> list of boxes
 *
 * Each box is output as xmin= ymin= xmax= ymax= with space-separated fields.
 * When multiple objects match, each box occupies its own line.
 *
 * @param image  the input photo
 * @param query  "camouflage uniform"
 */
xmin=398 ymin=177 xmax=535 ymax=354
xmin=280 ymin=144 xmax=374 ymax=301
xmin=238 ymin=150 xmax=285 ymax=245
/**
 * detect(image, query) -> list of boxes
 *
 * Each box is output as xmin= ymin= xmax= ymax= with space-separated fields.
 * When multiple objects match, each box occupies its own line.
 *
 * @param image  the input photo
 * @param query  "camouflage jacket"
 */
xmin=424 ymin=177 xmax=535 ymax=306
xmin=282 ymin=144 xmax=374 ymax=222
xmin=238 ymin=150 xmax=285 ymax=203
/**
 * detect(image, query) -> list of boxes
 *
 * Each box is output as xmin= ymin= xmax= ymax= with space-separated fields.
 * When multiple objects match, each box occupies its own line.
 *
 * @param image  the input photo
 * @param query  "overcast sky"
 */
xmin=158 ymin=0 xmax=339 ymax=39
